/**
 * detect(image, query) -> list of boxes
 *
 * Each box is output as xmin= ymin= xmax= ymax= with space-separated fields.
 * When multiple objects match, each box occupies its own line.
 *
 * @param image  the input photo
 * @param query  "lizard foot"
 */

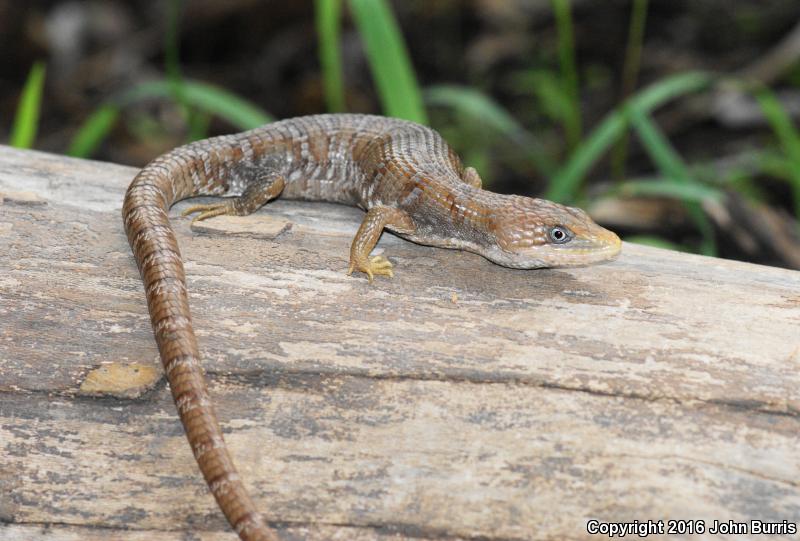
xmin=347 ymin=255 xmax=394 ymax=283
xmin=182 ymin=202 xmax=236 ymax=223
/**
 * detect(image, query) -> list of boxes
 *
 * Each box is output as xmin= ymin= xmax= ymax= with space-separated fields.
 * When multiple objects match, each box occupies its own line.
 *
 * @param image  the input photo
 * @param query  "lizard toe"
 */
xmin=347 ymin=254 xmax=395 ymax=282
xmin=182 ymin=202 xmax=236 ymax=223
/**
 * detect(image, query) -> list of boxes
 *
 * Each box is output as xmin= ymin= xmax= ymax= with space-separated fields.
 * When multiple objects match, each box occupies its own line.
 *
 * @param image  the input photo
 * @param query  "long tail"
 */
xmin=122 ymin=141 xmax=281 ymax=541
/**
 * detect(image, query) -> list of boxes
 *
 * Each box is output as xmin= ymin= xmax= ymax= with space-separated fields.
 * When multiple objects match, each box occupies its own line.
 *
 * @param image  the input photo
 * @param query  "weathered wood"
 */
xmin=1 ymin=145 xmax=799 ymax=540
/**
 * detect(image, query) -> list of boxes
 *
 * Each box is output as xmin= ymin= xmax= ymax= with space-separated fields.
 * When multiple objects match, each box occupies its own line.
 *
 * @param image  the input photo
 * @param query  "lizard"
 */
xmin=122 ymin=113 xmax=621 ymax=541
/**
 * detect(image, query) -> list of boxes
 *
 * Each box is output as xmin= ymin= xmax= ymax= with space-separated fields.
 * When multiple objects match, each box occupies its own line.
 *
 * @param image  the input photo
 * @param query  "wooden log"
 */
xmin=1 ymin=145 xmax=799 ymax=540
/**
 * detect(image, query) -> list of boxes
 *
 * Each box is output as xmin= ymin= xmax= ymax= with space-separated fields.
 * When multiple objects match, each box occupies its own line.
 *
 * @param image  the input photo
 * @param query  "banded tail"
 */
xmin=122 ymin=140 xmax=282 ymax=541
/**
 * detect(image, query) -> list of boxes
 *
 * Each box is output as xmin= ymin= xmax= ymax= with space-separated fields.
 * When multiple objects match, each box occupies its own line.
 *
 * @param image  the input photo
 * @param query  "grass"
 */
xmin=10 ymin=62 xmax=46 ymax=149
xmin=67 ymin=105 xmax=120 ymax=158
xmin=8 ymin=1 xmax=798 ymax=258
xmin=67 ymin=0 xmax=273 ymax=158
xmin=754 ymin=88 xmax=800 ymax=216
xmin=122 ymin=80 xmax=274 ymax=128
xmin=316 ymin=0 xmax=346 ymax=112
xmin=627 ymin=107 xmax=717 ymax=255
xmin=68 ymin=79 xmax=274 ymax=158
xmin=613 ymin=178 xmax=722 ymax=204
xmin=424 ymin=85 xmax=557 ymax=177
xmin=611 ymin=0 xmax=649 ymax=179
xmin=348 ymin=0 xmax=427 ymax=123
xmin=545 ymin=72 xmax=713 ymax=202
xmin=551 ymin=0 xmax=582 ymax=149
xmin=68 ymin=0 xmax=426 ymax=159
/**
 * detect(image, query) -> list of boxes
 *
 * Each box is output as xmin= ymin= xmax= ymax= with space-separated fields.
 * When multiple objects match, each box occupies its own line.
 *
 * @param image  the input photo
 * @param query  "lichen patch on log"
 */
xmin=79 ymin=362 xmax=161 ymax=398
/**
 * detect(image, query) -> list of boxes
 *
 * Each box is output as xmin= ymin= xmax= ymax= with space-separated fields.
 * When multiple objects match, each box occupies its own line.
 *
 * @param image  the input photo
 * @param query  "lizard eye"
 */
xmin=548 ymin=226 xmax=572 ymax=244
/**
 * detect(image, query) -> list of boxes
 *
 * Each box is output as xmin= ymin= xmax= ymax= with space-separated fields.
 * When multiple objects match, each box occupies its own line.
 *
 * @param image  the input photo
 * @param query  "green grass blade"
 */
xmin=165 ymin=0 xmax=183 ymax=84
xmin=756 ymin=91 xmax=800 ymax=159
xmin=349 ymin=0 xmax=427 ymax=123
xmin=121 ymin=79 xmax=273 ymax=129
xmin=611 ymin=0 xmax=649 ymax=178
xmin=187 ymin=110 xmax=212 ymax=142
xmin=67 ymin=105 xmax=120 ymax=157
xmin=173 ymin=81 xmax=274 ymax=128
xmin=67 ymin=79 xmax=273 ymax=157
xmin=425 ymin=84 xmax=556 ymax=175
xmin=316 ymin=0 xmax=346 ymax=112
xmin=551 ymin=0 xmax=581 ymax=148
xmin=629 ymin=109 xmax=716 ymax=255
xmin=628 ymin=108 xmax=690 ymax=182
xmin=620 ymin=0 xmax=649 ymax=99
xmin=757 ymin=150 xmax=797 ymax=181
xmin=754 ymin=88 xmax=800 ymax=216
xmin=545 ymin=111 xmax=626 ymax=202
xmin=10 ymin=62 xmax=46 ymax=148
xmin=546 ymin=71 xmax=712 ymax=202
xmin=163 ymin=0 xmax=204 ymax=138
xmin=614 ymin=178 xmax=723 ymax=203
xmin=630 ymin=71 xmax=712 ymax=111
xmin=524 ymin=69 xmax=575 ymax=126
xmin=426 ymin=85 xmax=520 ymax=134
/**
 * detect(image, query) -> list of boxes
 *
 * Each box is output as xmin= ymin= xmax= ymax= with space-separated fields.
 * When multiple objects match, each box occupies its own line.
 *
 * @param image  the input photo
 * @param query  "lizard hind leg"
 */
xmin=182 ymin=171 xmax=286 ymax=223
xmin=347 ymin=205 xmax=415 ymax=282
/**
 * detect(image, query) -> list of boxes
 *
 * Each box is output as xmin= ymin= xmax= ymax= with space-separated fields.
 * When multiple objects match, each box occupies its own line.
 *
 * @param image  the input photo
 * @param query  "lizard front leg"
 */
xmin=347 ymin=205 xmax=415 ymax=282
xmin=183 ymin=170 xmax=286 ymax=222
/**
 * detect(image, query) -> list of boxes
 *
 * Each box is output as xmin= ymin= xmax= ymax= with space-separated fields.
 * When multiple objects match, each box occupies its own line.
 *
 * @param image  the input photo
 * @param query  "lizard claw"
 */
xmin=347 ymin=255 xmax=394 ymax=283
xmin=182 ymin=202 xmax=235 ymax=223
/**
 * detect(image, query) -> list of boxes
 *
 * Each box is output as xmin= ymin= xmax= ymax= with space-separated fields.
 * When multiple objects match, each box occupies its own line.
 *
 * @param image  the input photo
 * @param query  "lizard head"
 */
xmin=484 ymin=195 xmax=621 ymax=269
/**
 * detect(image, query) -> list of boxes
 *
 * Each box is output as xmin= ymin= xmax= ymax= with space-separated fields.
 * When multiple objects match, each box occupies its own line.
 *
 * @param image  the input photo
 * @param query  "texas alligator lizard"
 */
xmin=122 ymin=113 xmax=621 ymax=541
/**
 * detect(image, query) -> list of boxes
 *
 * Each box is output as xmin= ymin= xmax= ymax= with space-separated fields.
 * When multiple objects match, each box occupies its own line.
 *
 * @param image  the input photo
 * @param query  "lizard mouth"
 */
xmin=485 ymin=228 xmax=622 ymax=269
xmin=540 ymin=229 xmax=622 ymax=267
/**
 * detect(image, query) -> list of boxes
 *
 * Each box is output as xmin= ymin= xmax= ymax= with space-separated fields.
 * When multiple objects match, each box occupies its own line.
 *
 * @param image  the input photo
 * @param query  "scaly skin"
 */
xmin=122 ymin=114 xmax=621 ymax=541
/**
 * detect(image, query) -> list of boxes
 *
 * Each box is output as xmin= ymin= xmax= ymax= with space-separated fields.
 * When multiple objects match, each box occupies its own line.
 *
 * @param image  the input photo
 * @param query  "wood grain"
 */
xmin=1 ymin=145 xmax=799 ymax=540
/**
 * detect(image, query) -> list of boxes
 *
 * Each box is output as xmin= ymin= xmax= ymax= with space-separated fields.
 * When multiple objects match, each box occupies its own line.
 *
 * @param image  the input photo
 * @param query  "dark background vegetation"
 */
xmin=2 ymin=0 xmax=800 ymax=268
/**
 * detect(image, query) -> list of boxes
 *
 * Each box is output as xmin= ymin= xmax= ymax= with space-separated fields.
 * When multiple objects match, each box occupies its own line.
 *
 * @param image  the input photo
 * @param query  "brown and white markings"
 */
xmin=122 ymin=113 xmax=620 ymax=540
